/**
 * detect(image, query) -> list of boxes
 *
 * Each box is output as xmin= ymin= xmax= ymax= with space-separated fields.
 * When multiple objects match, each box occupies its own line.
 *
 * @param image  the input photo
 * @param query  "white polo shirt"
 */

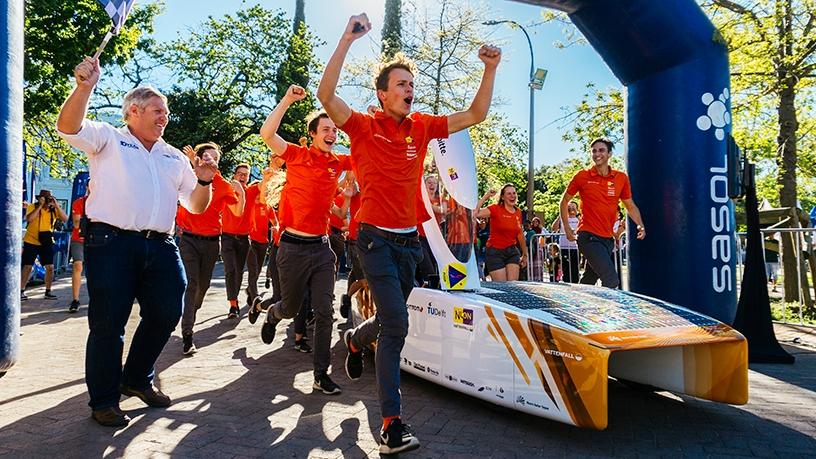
xmin=58 ymin=120 xmax=197 ymax=234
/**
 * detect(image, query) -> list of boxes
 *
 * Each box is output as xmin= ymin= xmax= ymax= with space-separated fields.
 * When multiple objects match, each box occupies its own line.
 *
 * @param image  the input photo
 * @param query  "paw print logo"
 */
xmin=696 ymin=88 xmax=731 ymax=141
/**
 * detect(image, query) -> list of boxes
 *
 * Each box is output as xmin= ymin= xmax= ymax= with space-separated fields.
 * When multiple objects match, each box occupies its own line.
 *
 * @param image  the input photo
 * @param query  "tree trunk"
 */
xmin=776 ymin=0 xmax=801 ymax=303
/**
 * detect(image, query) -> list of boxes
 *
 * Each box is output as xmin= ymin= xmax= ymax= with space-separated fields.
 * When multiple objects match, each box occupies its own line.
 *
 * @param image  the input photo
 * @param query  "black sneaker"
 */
xmin=247 ymin=296 xmax=263 ymax=325
xmin=68 ymin=300 xmax=80 ymax=313
xmin=44 ymin=291 xmax=58 ymax=300
xmin=344 ymin=329 xmax=363 ymax=380
xmin=340 ymin=294 xmax=351 ymax=319
xmin=261 ymin=315 xmax=281 ymax=344
xmin=379 ymin=418 xmax=420 ymax=455
xmin=294 ymin=339 xmax=312 ymax=353
xmin=228 ymin=305 xmax=239 ymax=318
xmin=182 ymin=335 xmax=196 ymax=355
xmin=20 ymin=291 xmax=28 ymax=301
xmin=313 ymin=374 xmax=341 ymax=395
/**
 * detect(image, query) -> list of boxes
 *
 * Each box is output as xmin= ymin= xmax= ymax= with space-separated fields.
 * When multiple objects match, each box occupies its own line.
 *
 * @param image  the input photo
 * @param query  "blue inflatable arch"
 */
xmin=0 ymin=0 xmax=23 ymax=375
xmin=513 ymin=0 xmax=738 ymax=324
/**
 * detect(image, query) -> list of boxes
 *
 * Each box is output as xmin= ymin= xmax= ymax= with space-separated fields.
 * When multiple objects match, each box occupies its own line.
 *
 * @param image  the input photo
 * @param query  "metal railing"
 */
xmin=736 ymin=227 xmax=815 ymax=325
xmin=521 ymin=228 xmax=814 ymax=325
xmin=525 ymin=232 xmax=627 ymax=287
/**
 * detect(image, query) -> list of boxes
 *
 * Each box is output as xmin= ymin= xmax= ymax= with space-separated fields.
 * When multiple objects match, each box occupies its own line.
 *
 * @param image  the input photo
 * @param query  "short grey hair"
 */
xmin=122 ymin=86 xmax=168 ymax=121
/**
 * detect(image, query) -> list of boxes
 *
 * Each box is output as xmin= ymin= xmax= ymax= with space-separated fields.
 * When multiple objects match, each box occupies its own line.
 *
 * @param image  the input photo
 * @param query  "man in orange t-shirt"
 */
xmin=560 ymin=137 xmax=646 ymax=288
xmin=317 ymin=13 xmax=502 ymax=454
xmin=176 ymin=143 xmax=242 ymax=354
xmin=250 ymin=85 xmax=352 ymax=395
xmin=245 ymin=166 xmax=277 ymax=311
xmin=221 ymin=163 xmax=253 ymax=318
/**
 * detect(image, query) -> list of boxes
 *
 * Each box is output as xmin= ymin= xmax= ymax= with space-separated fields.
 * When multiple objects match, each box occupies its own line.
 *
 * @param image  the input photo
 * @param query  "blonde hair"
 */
xmin=122 ymin=86 xmax=168 ymax=122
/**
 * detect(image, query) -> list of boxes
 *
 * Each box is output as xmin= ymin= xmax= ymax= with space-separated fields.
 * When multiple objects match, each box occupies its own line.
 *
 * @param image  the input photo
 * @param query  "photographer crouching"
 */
xmin=21 ymin=189 xmax=69 ymax=300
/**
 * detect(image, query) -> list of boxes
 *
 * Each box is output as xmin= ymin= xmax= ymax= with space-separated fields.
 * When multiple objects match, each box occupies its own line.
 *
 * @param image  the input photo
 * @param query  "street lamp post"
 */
xmin=483 ymin=20 xmax=546 ymax=220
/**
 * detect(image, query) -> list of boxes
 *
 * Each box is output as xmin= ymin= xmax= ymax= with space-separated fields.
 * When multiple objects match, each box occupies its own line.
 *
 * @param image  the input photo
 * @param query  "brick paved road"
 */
xmin=2 ymin=264 xmax=815 ymax=458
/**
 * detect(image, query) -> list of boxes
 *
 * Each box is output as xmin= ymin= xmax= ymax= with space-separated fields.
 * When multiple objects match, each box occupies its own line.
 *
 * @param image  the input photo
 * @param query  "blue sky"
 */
xmin=148 ymin=0 xmax=620 ymax=166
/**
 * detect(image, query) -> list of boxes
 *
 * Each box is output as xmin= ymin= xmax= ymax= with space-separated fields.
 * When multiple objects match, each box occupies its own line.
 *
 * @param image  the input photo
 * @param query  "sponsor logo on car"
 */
xmin=460 ymin=379 xmax=475 ymax=387
xmin=445 ymin=374 xmax=458 ymax=383
xmin=540 ymin=348 xmax=583 ymax=361
xmin=453 ymin=307 xmax=474 ymax=331
xmin=427 ymin=305 xmax=446 ymax=318
xmin=515 ymin=395 xmax=548 ymax=410
xmin=413 ymin=363 xmax=426 ymax=372
xmin=426 ymin=367 xmax=440 ymax=377
xmin=407 ymin=304 xmax=424 ymax=313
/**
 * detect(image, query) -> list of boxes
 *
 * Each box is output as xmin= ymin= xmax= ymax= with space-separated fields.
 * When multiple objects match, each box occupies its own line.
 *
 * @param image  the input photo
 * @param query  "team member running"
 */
xmin=176 ymin=143 xmax=243 ymax=355
xmin=221 ymin=163 xmax=251 ymax=318
xmin=560 ymin=137 xmax=646 ymax=288
xmin=249 ymin=84 xmax=352 ymax=395
xmin=317 ymin=13 xmax=501 ymax=455
xmin=475 ymin=184 xmax=528 ymax=281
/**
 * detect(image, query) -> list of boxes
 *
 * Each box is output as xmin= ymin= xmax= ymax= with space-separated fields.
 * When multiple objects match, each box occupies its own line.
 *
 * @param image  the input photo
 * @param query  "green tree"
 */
xmin=471 ymin=114 xmax=528 ymax=206
xmin=24 ymin=0 xmax=161 ymax=175
xmin=382 ymin=0 xmax=403 ymax=59
xmin=155 ymin=6 xmax=320 ymax=170
xmin=274 ymin=0 xmax=321 ymax=145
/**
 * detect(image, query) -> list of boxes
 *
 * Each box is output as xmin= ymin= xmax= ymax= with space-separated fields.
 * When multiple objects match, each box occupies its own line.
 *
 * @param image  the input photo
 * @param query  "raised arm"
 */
xmin=621 ymin=198 xmax=646 ymax=240
xmin=447 ymin=45 xmax=502 ymax=134
xmin=474 ymin=188 xmax=497 ymax=219
xmin=261 ymin=85 xmax=307 ymax=156
xmin=57 ymin=57 xmax=100 ymax=135
xmin=316 ymin=14 xmax=372 ymax=127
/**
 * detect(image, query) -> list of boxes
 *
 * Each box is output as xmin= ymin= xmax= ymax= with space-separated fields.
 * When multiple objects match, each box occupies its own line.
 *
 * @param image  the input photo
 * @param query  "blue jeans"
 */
xmin=349 ymin=227 xmax=422 ymax=418
xmin=84 ymin=225 xmax=185 ymax=410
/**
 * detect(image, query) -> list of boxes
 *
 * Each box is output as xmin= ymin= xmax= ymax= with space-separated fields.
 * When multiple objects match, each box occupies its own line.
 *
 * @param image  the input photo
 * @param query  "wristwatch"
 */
xmin=197 ymin=178 xmax=213 ymax=186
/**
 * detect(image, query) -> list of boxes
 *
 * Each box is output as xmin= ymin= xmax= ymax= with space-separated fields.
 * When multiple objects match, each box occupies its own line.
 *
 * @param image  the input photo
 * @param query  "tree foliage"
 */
xmin=24 ymin=0 xmax=161 ymax=175
xmin=274 ymin=0 xmax=321 ymax=145
xmin=153 ymin=6 xmax=321 ymax=172
xmin=382 ymin=0 xmax=403 ymax=59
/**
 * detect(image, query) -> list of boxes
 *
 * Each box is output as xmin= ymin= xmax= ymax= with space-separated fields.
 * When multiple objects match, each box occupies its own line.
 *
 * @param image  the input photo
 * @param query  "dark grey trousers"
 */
xmin=260 ymin=235 xmax=336 ymax=377
xmin=221 ymin=233 xmax=249 ymax=302
xmin=577 ymin=231 xmax=619 ymax=288
xmin=179 ymin=234 xmax=220 ymax=337
xmin=246 ymin=239 xmax=268 ymax=304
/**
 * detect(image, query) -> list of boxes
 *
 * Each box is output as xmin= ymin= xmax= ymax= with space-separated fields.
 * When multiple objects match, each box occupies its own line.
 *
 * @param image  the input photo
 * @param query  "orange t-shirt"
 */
xmin=277 ymin=143 xmax=352 ymax=235
xmin=222 ymin=183 xmax=260 ymax=235
xmin=347 ymin=193 xmax=362 ymax=240
xmin=176 ymin=173 xmax=239 ymax=237
xmin=340 ymin=110 xmax=448 ymax=229
xmin=566 ymin=166 xmax=632 ymax=238
xmin=328 ymin=193 xmax=346 ymax=231
xmin=70 ymin=196 xmax=87 ymax=242
xmin=486 ymin=204 xmax=522 ymax=249
xmin=248 ymin=195 xmax=273 ymax=244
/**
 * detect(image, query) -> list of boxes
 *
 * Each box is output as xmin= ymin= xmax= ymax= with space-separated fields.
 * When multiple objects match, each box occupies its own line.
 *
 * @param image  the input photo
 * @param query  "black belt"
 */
xmin=88 ymin=222 xmax=170 ymax=240
xmin=280 ymin=231 xmax=328 ymax=245
xmin=330 ymin=227 xmax=343 ymax=236
xmin=182 ymin=232 xmax=220 ymax=242
xmin=221 ymin=232 xmax=249 ymax=239
xmin=359 ymin=223 xmax=418 ymax=246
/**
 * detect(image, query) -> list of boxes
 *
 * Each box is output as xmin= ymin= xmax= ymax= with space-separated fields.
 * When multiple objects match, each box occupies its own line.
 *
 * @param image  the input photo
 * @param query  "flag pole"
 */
xmin=92 ymin=27 xmax=115 ymax=60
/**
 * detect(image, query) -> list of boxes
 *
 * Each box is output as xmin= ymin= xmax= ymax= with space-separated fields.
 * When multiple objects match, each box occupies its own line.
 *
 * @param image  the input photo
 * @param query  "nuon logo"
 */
xmin=696 ymin=89 xmax=731 ymax=141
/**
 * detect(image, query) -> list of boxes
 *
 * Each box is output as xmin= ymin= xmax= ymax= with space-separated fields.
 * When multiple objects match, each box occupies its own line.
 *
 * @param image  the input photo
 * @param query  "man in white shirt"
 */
xmin=56 ymin=57 xmax=216 ymax=427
